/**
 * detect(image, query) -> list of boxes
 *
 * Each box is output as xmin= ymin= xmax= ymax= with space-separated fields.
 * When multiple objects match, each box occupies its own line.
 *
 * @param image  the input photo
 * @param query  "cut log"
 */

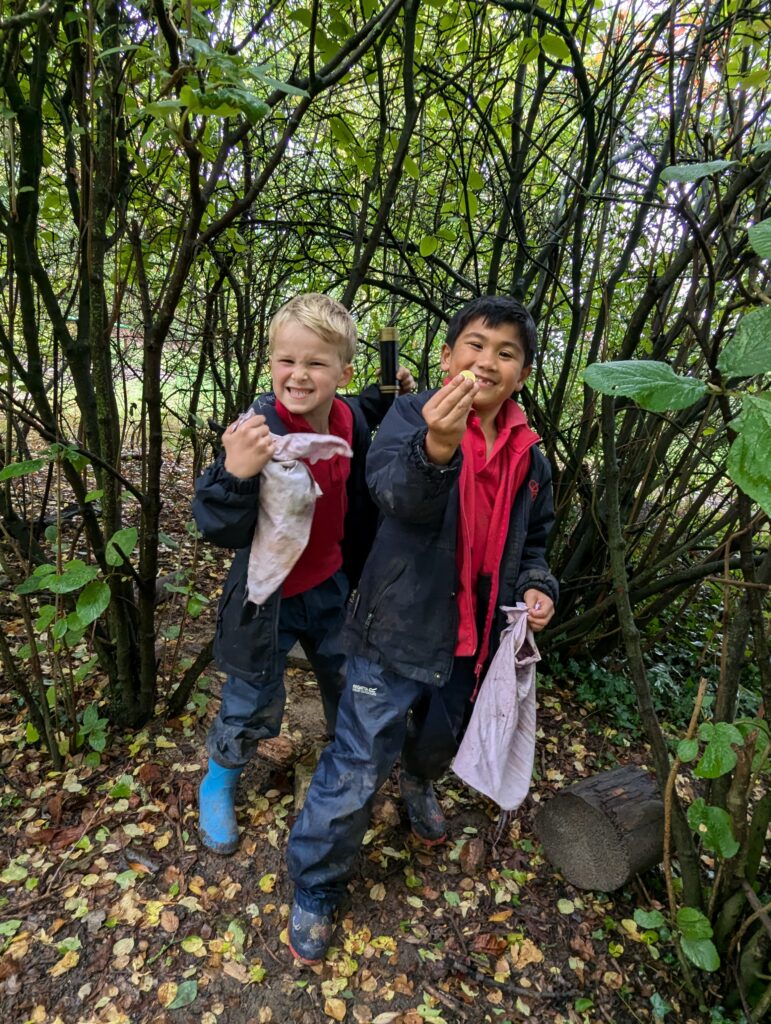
xmin=534 ymin=764 xmax=664 ymax=891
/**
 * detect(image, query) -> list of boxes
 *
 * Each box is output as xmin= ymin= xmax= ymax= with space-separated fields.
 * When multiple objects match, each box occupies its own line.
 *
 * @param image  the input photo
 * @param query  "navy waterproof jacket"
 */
xmin=344 ymin=391 xmax=559 ymax=687
xmin=192 ymin=387 xmax=387 ymax=685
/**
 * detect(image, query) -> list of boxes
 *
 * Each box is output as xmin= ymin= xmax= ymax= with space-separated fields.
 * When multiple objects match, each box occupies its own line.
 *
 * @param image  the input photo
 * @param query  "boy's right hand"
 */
xmin=222 ymin=413 xmax=275 ymax=479
xmin=422 ymin=374 xmax=478 ymax=465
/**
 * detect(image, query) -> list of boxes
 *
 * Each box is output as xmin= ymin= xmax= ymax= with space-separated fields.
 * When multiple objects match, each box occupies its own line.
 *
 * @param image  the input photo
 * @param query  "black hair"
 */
xmin=445 ymin=296 xmax=537 ymax=366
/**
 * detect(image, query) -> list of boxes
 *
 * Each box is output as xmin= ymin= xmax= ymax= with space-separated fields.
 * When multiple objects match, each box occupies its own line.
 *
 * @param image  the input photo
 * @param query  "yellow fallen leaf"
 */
xmin=49 ymin=950 xmax=79 ymax=976
xmin=157 ymin=981 xmax=177 ymax=1007
xmin=368 ymin=883 xmax=385 ymax=902
xmin=511 ymin=939 xmax=544 ymax=970
xmin=258 ymin=873 xmax=276 ymax=893
xmin=489 ymin=909 xmax=514 ymax=922
xmin=112 ymin=937 xmax=135 ymax=957
xmin=153 ymin=833 xmax=171 ymax=851
xmin=322 ymin=978 xmax=348 ymax=998
xmin=324 ymin=997 xmax=347 ymax=1021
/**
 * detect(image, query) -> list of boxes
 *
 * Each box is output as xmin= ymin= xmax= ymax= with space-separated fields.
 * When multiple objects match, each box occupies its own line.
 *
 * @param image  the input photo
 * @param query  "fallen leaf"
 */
xmin=168 ymin=978 xmax=198 ymax=1008
xmin=223 ymin=961 xmax=250 ymax=984
xmin=511 ymin=939 xmax=544 ymax=969
xmin=158 ymin=982 xmax=178 ymax=1007
xmin=324 ymin=997 xmax=347 ymax=1020
xmin=369 ymin=883 xmax=386 ymax=902
xmin=460 ymin=837 xmax=486 ymax=874
xmin=557 ymin=898 xmax=575 ymax=914
xmin=160 ymin=910 xmax=180 ymax=933
xmin=49 ymin=950 xmax=79 ymax=976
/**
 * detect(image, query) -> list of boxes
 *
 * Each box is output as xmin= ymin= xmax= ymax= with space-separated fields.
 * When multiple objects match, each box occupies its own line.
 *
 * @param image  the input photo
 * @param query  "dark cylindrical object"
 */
xmin=534 ymin=765 xmax=664 ymax=891
xmin=379 ymin=326 xmax=399 ymax=395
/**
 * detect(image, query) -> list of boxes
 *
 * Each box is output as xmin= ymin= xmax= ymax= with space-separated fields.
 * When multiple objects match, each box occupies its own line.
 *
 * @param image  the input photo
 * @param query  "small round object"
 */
xmin=459 ymin=370 xmax=476 ymax=382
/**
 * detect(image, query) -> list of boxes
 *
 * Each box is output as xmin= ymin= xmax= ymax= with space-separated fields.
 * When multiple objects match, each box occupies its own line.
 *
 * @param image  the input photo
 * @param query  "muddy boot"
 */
xmin=198 ymin=759 xmax=243 ymax=855
xmin=399 ymin=769 xmax=447 ymax=845
xmin=288 ymin=900 xmax=336 ymax=965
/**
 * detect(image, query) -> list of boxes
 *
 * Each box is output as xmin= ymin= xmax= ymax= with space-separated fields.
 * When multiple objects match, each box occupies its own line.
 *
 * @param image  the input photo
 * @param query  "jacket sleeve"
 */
xmin=514 ymin=457 xmax=559 ymax=605
xmin=192 ymin=455 xmax=262 ymax=550
xmin=366 ymin=394 xmax=462 ymax=525
xmin=349 ymin=383 xmax=393 ymax=433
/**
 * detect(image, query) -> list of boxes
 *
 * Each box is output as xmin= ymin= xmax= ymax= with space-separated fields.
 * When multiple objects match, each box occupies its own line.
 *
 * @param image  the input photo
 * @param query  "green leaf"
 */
xmin=634 ymin=908 xmax=666 ymax=929
xmin=541 ymin=32 xmax=572 ymax=61
xmin=75 ymin=580 xmax=111 ymax=626
xmin=747 ymin=217 xmax=771 ymax=259
xmin=0 ymin=457 xmax=48 ymax=481
xmin=106 ymin=527 xmax=138 ymax=566
xmin=677 ymin=738 xmax=699 ymax=763
xmin=695 ymin=722 xmax=743 ymax=778
xmin=680 ymin=936 xmax=720 ymax=972
xmin=48 ymin=560 xmax=99 ymax=594
xmin=0 ymin=920 xmax=22 ymax=937
xmin=330 ymin=116 xmax=356 ymax=147
xmin=1 ymin=862 xmax=28 ymax=883
xmin=660 ymin=160 xmax=736 ymax=183
xmin=574 ymin=997 xmax=594 ymax=1012
xmin=676 ymin=906 xmax=713 ymax=941
xmin=718 ymin=306 xmax=771 ymax=377
xmin=467 ymin=169 xmax=485 ymax=190
xmin=168 ymin=979 xmax=198 ymax=1009
xmin=583 ymin=360 xmax=707 ymax=412
xmin=419 ymin=235 xmax=439 ymax=257
xmin=443 ymin=890 xmax=460 ymax=907
xmin=686 ymin=798 xmax=740 ymax=858
xmin=35 ymin=604 xmax=57 ymax=632
xmin=726 ymin=394 xmax=771 ymax=516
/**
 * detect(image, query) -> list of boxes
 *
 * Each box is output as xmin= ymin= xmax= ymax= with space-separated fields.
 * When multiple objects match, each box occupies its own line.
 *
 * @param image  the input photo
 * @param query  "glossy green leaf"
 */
xmin=0 ymin=457 xmax=48 ymax=481
xmin=583 ymin=360 xmax=707 ymax=411
xmin=634 ymin=908 xmax=666 ymax=930
xmin=747 ymin=217 xmax=771 ymax=259
xmin=541 ymin=32 xmax=571 ymax=61
xmin=677 ymin=738 xmax=699 ymax=763
xmin=718 ymin=306 xmax=771 ymax=377
xmin=48 ymin=560 xmax=99 ymax=594
xmin=680 ymin=936 xmax=720 ymax=972
xmin=686 ymin=798 xmax=740 ymax=858
xmin=106 ymin=528 xmax=138 ymax=566
xmin=660 ymin=160 xmax=736 ymax=183
xmin=694 ymin=722 xmax=743 ymax=778
xmin=419 ymin=235 xmax=439 ymax=257
xmin=726 ymin=394 xmax=771 ymax=516
xmin=75 ymin=580 xmax=111 ymax=626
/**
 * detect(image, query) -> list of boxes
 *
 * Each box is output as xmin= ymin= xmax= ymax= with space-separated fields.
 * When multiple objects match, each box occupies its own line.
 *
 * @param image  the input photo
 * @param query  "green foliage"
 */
xmin=718 ymin=307 xmax=771 ymax=377
xmin=583 ymin=361 xmax=707 ymax=412
xmin=694 ymin=722 xmax=744 ymax=779
xmin=659 ymin=160 xmax=737 ymax=182
xmin=726 ymin=394 xmax=771 ymax=515
xmin=676 ymin=907 xmax=720 ymax=972
xmin=686 ymin=799 xmax=740 ymax=859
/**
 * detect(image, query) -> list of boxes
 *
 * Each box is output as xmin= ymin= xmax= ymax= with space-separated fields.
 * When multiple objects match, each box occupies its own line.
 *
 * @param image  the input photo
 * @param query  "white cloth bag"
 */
xmin=245 ymin=431 xmax=352 ymax=606
xmin=452 ymin=604 xmax=540 ymax=810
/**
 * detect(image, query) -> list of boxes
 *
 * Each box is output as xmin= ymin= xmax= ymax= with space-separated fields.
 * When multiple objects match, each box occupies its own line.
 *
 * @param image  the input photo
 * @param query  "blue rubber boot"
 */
xmin=198 ymin=759 xmax=243 ymax=854
xmin=399 ymin=770 xmax=447 ymax=845
xmin=288 ymin=900 xmax=335 ymax=965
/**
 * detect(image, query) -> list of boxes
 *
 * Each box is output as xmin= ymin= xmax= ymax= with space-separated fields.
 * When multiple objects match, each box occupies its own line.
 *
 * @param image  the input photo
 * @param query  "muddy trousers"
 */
xmin=287 ymin=654 xmax=475 ymax=915
xmin=206 ymin=572 xmax=348 ymax=769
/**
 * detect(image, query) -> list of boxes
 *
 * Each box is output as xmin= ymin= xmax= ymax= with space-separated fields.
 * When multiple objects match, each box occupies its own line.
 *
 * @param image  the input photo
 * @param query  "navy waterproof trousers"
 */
xmin=206 ymin=571 xmax=348 ymax=768
xmin=287 ymin=653 xmax=476 ymax=915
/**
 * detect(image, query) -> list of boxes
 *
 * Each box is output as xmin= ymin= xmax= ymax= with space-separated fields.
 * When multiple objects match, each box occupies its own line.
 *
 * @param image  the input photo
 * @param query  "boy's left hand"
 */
xmin=396 ymin=366 xmax=416 ymax=394
xmin=523 ymin=589 xmax=555 ymax=632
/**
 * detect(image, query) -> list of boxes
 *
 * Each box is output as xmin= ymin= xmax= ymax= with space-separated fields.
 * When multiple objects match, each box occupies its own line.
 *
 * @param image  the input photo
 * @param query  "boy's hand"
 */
xmin=222 ymin=413 xmax=275 ymax=479
xmin=396 ymin=365 xmax=416 ymax=394
xmin=422 ymin=373 xmax=478 ymax=465
xmin=523 ymin=589 xmax=554 ymax=632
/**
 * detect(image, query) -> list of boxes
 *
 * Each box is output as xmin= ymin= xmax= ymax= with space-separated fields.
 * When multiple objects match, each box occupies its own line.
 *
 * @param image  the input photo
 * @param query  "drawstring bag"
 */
xmin=246 ymin=429 xmax=352 ymax=606
xmin=452 ymin=604 xmax=540 ymax=810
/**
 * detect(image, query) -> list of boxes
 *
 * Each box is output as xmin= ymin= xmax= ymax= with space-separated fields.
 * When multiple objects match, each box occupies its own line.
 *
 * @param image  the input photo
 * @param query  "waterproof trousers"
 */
xmin=287 ymin=654 xmax=475 ymax=915
xmin=206 ymin=571 xmax=348 ymax=769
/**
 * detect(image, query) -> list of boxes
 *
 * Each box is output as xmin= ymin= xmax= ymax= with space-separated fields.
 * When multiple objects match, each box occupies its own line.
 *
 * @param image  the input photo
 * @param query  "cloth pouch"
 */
xmin=452 ymin=604 xmax=540 ymax=810
xmin=246 ymin=430 xmax=352 ymax=605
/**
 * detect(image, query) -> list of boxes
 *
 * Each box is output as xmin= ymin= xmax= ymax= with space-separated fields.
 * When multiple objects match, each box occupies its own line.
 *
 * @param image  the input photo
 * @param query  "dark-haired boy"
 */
xmin=285 ymin=296 xmax=559 ymax=963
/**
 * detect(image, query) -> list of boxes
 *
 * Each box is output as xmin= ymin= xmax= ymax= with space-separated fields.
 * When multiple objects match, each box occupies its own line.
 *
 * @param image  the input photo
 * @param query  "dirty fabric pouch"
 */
xmin=246 ymin=431 xmax=352 ymax=606
xmin=452 ymin=604 xmax=540 ymax=811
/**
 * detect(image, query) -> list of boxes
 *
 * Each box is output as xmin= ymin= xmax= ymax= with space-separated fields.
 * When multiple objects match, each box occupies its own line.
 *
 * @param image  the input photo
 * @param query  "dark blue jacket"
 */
xmin=192 ymin=388 xmax=387 ymax=684
xmin=344 ymin=391 xmax=559 ymax=687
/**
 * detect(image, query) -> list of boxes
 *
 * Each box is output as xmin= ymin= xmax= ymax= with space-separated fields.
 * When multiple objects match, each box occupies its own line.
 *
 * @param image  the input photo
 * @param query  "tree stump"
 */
xmin=534 ymin=765 xmax=664 ymax=891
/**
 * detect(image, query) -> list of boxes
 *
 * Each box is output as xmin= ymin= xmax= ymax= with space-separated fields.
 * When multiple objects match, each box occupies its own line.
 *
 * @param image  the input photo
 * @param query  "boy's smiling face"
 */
xmin=441 ymin=316 xmax=531 ymax=419
xmin=270 ymin=319 xmax=354 ymax=432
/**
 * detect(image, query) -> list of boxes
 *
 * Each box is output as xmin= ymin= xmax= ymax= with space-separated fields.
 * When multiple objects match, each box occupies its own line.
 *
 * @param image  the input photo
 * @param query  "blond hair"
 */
xmin=268 ymin=293 xmax=357 ymax=365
